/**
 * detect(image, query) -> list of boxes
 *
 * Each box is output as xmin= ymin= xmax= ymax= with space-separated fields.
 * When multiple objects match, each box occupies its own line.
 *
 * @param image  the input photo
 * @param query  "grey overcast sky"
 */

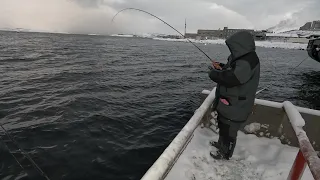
xmin=0 ymin=0 xmax=319 ymax=35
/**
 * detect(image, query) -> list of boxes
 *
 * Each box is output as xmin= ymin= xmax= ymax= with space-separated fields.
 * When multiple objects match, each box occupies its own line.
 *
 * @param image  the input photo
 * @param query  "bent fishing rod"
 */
xmin=0 ymin=124 xmax=51 ymax=180
xmin=112 ymin=8 xmax=213 ymax=62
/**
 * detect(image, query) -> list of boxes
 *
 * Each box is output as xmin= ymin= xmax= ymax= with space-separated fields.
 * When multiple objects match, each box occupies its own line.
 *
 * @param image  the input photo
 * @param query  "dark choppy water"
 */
xmin=0 ymin=31 xmax=319 ymax=180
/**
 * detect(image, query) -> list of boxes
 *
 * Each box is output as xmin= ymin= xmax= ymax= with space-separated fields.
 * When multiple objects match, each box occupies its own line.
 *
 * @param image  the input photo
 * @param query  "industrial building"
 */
xmin=185 ymin=27 xmax=266 ymax=40
xmin=184 ymin=33 xmax=197 ymax=39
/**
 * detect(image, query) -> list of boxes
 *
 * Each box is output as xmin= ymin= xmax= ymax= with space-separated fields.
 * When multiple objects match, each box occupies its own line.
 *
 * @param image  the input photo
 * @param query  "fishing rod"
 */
xmin=112 ymin=8 xmax=213 ymax=62
xmin=256 ymin=56 xmax=310 ymax=95
xmin=0 ymin=124 xmax=51 ymax=180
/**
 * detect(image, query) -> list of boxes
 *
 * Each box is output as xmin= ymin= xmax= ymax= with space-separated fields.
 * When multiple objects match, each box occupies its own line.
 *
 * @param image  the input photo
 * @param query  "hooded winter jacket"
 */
xmin=208 ymin=31 xmax=260 ymax=122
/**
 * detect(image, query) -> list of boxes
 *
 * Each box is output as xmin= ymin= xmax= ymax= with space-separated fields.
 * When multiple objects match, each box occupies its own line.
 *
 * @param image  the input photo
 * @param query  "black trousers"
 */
xmin=217 ymin=115 xmax=242 ymax=141
xmin=214 ymin=114 xmax=244 ymax=159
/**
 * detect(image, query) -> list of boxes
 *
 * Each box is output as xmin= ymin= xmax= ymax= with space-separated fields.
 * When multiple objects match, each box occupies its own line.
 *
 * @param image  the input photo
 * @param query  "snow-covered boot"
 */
xmin=209 ymin=136 xmax=222 ymax=149
xmin=210 ymin=150 xmax=229 ymax=160
xmin=210 ymin=138 xmax=229 ymax=160
xmin=226 ymin=140 xmax=236 ymax=159
xmin=210 ymin=138 xmax=236 ymax=160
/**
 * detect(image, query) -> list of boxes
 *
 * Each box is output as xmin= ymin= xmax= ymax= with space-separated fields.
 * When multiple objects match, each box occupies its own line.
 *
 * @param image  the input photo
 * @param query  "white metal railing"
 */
xmin=284 ymin=101 xmax=320 ymax=180
xmin=141 ymin=89 xmax=320 ymax=180
xmin=140 ymin=87 xmax=217 ymax=180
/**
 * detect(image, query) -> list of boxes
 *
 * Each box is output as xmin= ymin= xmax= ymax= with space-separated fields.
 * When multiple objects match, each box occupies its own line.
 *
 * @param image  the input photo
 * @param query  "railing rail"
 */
xmin=141 ymin=88 xmax=217 ymax=180
xmin=284 ymin=101 xmax=320 ymax=180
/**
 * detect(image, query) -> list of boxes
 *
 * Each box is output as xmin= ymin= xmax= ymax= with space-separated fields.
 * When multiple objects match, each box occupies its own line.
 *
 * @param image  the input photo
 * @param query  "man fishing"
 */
xmin=208 ymin=31 xmax=260 ymax=160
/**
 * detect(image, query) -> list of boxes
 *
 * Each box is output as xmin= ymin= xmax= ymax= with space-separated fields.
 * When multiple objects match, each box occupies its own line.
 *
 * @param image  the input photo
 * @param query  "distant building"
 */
xmin=253 ymin=31 xmax=267 ymax=40
xmin=184 ymin=33 xmax=198 ymax=39
xmin=195 ymin=27 xmax=266 ymax=40
xmin=311 ymin=21 xmax=320 ymax=30
xmin=184 ymin=18 xmax=266 ymax=40
xmin=300 ymin=21 xmax=320 ymax=31
xmin=223 ymin=27 xmax=255 ymax=39
xmin=197 ymin=30 xmax=223 ymax=39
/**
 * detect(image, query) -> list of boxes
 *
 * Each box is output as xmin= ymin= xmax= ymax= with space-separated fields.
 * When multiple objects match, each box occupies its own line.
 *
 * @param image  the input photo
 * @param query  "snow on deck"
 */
xmin=165 ymin=126 xmax=313 ymax=180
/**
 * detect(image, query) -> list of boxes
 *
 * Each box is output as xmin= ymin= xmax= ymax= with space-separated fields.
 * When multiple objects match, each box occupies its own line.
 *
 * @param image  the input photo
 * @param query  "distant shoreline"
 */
xmin=0 ymin=30 xmax=308 ymax=50
xmin=152 ymin=37 xmax=307 ymax=50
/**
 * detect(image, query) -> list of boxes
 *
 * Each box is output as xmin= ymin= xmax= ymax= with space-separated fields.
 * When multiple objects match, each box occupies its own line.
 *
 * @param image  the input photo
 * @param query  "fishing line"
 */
xmin=0 ymin=124 xmax=51 ymax=180
xmin=256 ymin=56 xmax=309 ymax=95
xmin=255 ymin=54 xmax=282 ymax=95
xmin=112 ymin=8 xmax=213 ymax=62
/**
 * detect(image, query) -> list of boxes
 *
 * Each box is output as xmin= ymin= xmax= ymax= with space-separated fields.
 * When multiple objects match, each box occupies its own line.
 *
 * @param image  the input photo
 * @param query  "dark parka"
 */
xmin=209 ymin=31 xmax=260 ymax=123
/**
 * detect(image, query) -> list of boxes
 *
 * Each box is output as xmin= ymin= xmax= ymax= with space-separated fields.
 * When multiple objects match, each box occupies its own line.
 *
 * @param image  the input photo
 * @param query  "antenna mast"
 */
xmin=184 ymin=18 xmax=187 ymax=37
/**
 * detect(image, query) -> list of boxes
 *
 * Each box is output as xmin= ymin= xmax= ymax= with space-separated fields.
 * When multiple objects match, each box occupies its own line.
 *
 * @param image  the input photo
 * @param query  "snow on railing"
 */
xmin=283 ymin=101 xmax=320 ymax=180
xmin=141 ymin=88 xmax=217 ymax=180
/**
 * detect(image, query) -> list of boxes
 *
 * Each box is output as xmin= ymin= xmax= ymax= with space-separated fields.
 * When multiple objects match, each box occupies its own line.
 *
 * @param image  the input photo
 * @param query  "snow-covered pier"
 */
xmin=141 ymin=88 xmax=320 ymax=180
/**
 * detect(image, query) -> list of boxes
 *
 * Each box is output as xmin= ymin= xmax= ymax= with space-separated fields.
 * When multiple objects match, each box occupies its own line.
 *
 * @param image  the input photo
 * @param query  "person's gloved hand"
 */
xmin=212 ymin=61 xmax=222 ymax=70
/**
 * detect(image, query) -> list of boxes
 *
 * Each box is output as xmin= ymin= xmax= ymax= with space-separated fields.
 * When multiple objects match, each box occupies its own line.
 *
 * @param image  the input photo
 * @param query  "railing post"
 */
xmin=287 ymin=150 xmax=307 ymax=180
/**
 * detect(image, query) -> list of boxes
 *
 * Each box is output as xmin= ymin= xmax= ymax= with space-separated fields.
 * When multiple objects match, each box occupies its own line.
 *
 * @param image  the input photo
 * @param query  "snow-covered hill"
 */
xmin=267 ymin=18 xmax=301 ymax=33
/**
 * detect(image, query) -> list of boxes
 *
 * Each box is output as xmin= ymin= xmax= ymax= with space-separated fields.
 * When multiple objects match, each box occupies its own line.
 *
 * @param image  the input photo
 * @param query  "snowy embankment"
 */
xmin=153 ymin=37 xmax=308 ymax=50
xmin=111 ymin=34 xmax=134 ymax=38
xmin=165 ymin=124 xmax=313 ymax=180
xmin=110 ymin=34 xmax=308 ymax=50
